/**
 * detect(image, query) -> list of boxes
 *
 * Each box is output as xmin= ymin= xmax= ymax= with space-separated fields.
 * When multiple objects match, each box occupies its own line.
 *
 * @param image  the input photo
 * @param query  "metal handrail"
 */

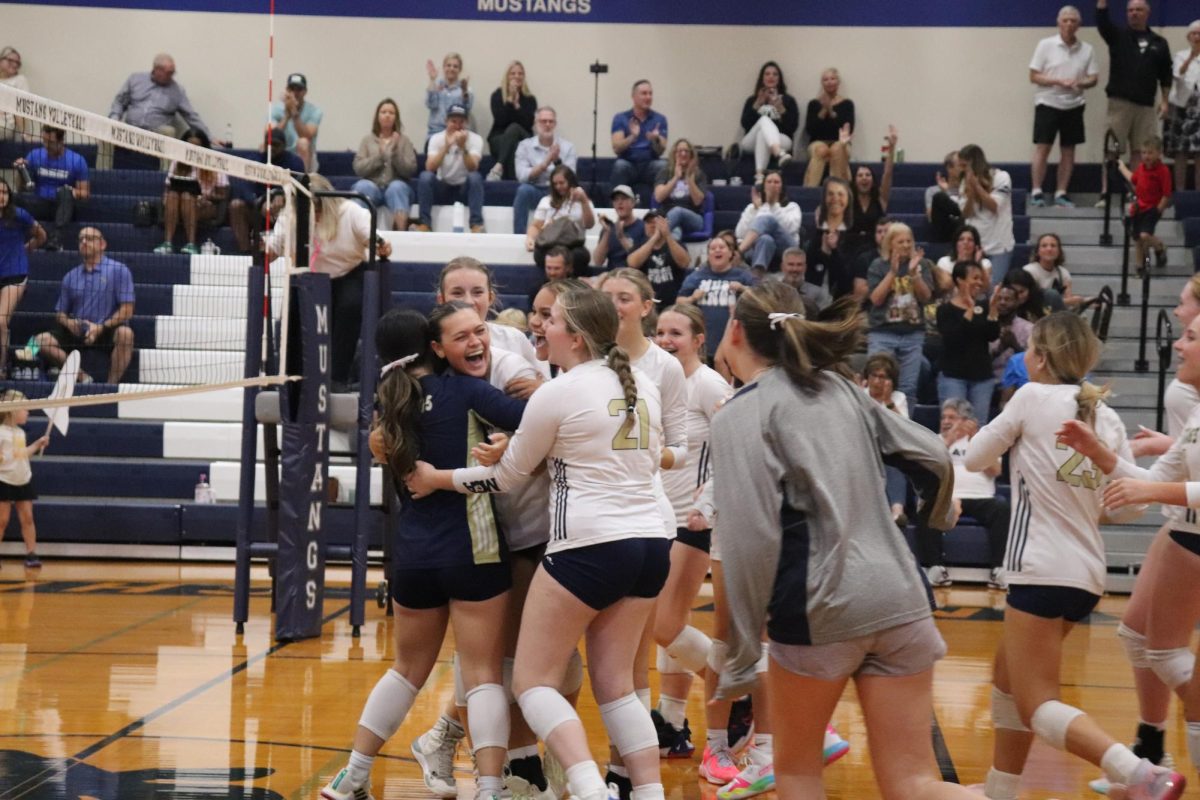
xmin=1089 ymin=285 xmax=1114 ymax=342
xmin=1155 ymin=308 xmax=1174 ymax=432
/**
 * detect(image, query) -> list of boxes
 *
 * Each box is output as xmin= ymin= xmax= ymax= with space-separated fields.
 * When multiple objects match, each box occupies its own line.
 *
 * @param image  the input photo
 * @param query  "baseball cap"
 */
xmin=610 ymin=184 xmax=635 ymax=200
xmin=286 ymin=73 xmax=307 ymax=89
xmin=446 ymin=104 xmax=468 ymax=118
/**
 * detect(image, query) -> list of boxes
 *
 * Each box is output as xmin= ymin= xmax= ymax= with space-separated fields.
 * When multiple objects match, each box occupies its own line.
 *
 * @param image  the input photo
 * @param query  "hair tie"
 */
xmin=768 ymin=312 xmax=805 ymax=329
xmin=380 ymin=353 xmax=419 ymax=377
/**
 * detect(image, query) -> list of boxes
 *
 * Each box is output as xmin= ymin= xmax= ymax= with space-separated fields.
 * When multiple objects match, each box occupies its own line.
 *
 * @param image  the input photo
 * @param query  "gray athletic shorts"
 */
xmin=770 ymin=616 xmax=946 ymax=680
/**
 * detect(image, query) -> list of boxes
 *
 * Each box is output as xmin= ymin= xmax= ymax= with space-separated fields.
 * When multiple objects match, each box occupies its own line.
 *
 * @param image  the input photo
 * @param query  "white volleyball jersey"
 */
xmin=632 ymin=341 xmax=689 ymax=535
xmin=965 ymin=382 xmax=1132 ymax=595
xmin=1112 ymin=401 xmax=1200 ymax=535
xmin=487 ymin=347 xmax=551 ymax=551
xmin=662 ymin=365 xmax=734 ymax=525
xmin=1160 ymin=378 xmax=1200 ymax=524
xmin=454 ymin=359 xmax=665 ymax=552
xmin=488 ymin=322 xmax=539 ymax=370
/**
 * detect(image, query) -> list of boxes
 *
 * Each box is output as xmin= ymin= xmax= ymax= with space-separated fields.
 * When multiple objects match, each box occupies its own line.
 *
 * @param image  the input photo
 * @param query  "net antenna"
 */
xmin=0 ymin=83 xmax=310 ymax=415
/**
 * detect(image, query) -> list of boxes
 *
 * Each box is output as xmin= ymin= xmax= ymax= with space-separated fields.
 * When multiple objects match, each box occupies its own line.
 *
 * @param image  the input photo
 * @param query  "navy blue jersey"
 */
xmin=393 ymin=372 xmax=527 ymax=568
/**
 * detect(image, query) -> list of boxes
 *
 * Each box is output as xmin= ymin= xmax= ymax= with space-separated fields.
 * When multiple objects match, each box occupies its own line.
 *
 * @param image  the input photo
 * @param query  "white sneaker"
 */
xmin=319 ymin=768 xmax=374 ymax=800
xmin=542 ymin=749 xmax=567 ymax=799
xmin=487 ymin=164 xmax=505 ymax=182
xmin=925 ymin=565 xmax=952 ymax=587
xmin=1090 ymin=753 xmax=1176 ymax=796
xmin=1121 ymin=757 xmax=1186 ymax=799
xmin=412 ymin=717 xmax=463 ymax=798
xmin=988 ymin=567 xmax=1007 ymax=590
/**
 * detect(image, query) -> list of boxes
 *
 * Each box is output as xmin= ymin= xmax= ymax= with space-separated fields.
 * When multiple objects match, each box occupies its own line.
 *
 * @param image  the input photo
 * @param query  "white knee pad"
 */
xmin=657 ymin=646 xmax=687 ymax=676
xmin=453 ymin=652 xmax=467 ymax=708
xmin=756 ymin=641 xmax=769 ymax=674
xmin=990 ymin=687 xmax=1030 ymax=732
xmin=1030 ymin=700 xmax=1085 ymax=750
xmin=1187 ymin=720 xmax=1200 ymax=771
xmin=465 ymin=683 xmax=510 ymax=751
xmin=1146 ymin=647 xmax=1195 ymax=689
xmin=358 ymin=668 xmax=419 ymax=741
xmin=561 ymin=648 xmax=584 ymax=696
xmin=665 ymin=626 xmax=712 ymax=674
xmin=502 ymin=657 xmax=516 ymax=704
xmin=599 ymin=693 xmax=659 ymax=756
xmin=1117 ymin=623 xmax=1150 ymax=669
xmin=518 ymin=686 xmax=579 ymax=742
xmin=707 ymin=639 xmax=727 ymax=675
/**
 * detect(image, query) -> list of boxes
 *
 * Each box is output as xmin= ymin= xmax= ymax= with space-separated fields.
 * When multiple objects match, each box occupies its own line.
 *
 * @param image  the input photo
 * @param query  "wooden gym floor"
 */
xmin=0 ymin=560 xmax=1193 ymax=799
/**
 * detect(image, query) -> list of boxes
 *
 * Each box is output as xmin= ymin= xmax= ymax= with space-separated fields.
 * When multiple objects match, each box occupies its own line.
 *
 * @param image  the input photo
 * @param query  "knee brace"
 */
xmin=599 ymin=693 xmax=659 ymax=756
xmin=990 ymin=687 xmax=1030 ymax=732
xmin=1030 ymin=700 xmax=1084 ymax=750
xmin=452 ymin=652 xmax=467 ymax=708
xmin=756 ymin=641 xmax=769 ymax=675
xmin=465 ymin=683 xmax=510 ymax=751
xmin=656 ymin=646 xmax=687 ymax=677
xmin=1146 ymin=647 xmax=1195 ymax=689
xmin=561 ymin=648 xmax=584 ymax=696
xmin=502 ymin=657 xmax=516 ymax=704
xmin=665 ymin=626 xmax=712 ymax=674
xmin=358 ymin=669 xmax=419 ymax=741
xmin=1117 ymin=623 xmax=1150 ymax=669
xmin=707 ymin=639 xmax=727 ymax=675
xmin=518 ymin=686 xmax=579 ymax=742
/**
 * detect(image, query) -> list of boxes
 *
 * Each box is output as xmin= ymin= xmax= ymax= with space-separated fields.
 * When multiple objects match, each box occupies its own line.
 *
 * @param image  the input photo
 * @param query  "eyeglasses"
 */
xmin=1 ymin=57 xmax=19 ymax=67
xmin=78 ymin=234 xmax=103 ymax=242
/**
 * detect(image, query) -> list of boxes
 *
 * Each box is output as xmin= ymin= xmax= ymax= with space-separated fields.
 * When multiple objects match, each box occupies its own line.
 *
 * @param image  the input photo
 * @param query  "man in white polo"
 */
xmin=1028 ymin=5 xmax=1099 ymax=207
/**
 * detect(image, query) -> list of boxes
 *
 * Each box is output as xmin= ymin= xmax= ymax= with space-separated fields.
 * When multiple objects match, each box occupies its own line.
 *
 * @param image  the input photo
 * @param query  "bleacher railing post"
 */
xmin=234 ymin=263 xmax=267 ymax=634
xmin=1155 ymin=309 xmax=1173 ymax=431
xmin=1135 ymin=251 xmax=1151 ymax=372
xmin=1118 ymin=199 xmax=1132 ymax=306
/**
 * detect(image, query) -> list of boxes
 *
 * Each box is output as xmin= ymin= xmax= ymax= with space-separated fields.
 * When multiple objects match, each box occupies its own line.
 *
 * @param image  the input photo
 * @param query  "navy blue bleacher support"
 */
xmin=274 ymin=273 xmax=331 ymax=641
xmin=234 ymin=262 xmax=267 ymax=631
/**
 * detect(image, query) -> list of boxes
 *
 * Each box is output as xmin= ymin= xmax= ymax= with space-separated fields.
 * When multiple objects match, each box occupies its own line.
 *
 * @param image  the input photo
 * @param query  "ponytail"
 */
xmin=1027 ymin=311 xmax=1108 ymax=426
xmin=558 ymin=285 xmax=637 ymax=411
xmin=606 ymin=343 xmax=638 ymax=412
xmin=376 ymin=368 xmax=424 ymax=478
xmin=1074 ymin=381 xmax=1110 ymax=427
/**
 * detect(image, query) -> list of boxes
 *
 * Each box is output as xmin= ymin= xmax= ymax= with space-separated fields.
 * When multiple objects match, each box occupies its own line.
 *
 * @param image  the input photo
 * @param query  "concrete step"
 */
xmin=1031 ymin=217 xmax=1185 ymax=246
xmin=1027 ymin=198 xmax=1176 ymax=219
xmin=1073 ymin=275 xmax=1182 ymax=302
xmin=1040 ymin=244 xmax=1190 ymax=268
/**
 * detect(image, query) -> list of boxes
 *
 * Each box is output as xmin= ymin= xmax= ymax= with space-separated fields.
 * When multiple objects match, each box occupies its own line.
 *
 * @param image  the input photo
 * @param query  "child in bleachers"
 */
xmin=1119 ymin=136 xmax=1173 ymax=271
xmin=0 ymin=390 xmax=48 ymax=569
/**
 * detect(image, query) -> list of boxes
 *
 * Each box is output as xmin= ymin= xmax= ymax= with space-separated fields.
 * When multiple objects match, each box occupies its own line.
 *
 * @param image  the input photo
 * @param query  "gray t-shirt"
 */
xmin=866 ymin=257 xmax=934 ymax=333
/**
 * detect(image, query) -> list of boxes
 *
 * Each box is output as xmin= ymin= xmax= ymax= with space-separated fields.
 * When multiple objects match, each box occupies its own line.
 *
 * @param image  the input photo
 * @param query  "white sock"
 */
xmin=508 ymin=744 xmax=539 ymax=760
xmin=566 ymin=761 xmax=607 ymax=799
xmin=707 ymin=728 xmax=728 ymax=750
xmin=751 ymin=734 xmax=773 ymax=764
xmin=635 ymin=688 xmax=651 ymax=712
xmin=346 ymin=750 xmax=374 ymax=788
xmin=477 ymin=775 xmax=505 ymax=794
xmin=1031 ymin=189 xmax=1044 ymax=196
xmin=1054 ymin=190 xmax=1067 ymax=198
xmin=658 ymin=695 xmax=687 ymax=729
xmin=982 ymin=767 xmax=1020 ymax=800
xmin=442 ymin=713 xmax=465 ymax=737
xmin=1101 ymin=742 xmax=1142 ymax=783
xmin=630 ymin=783 xmax=665 ymax=800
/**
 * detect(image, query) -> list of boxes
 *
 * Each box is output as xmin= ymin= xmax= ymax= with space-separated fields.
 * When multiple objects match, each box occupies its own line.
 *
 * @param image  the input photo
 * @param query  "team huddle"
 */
xmin=317 ymin=258 xmax=1197 ymax=800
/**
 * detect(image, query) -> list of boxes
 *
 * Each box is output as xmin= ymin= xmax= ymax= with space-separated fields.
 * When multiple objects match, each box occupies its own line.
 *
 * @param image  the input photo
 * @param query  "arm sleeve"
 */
xmin=514 ymin=140 xmax=535 ymax=182
xmin=109 ymin=77 xmax=132 ymax=119
xmin=679 ymin=271 xmax=702 ymax=296
xmin=740 ymin=96 xmax=759 ymax=133
xmin=467 ymin=134 xmax=484 ymax=158
xmin=175 ymin=87 xmax=208 ymax=135
xmin=489 ymin=89 xmax=505 ymax=127
xmin=396 ymin=136 xmax=417 ymax=178
xmin=778 ymin=202 xmax=802 ymax=236
xmin=453 ymin=385 xmax=556 ymax=493
xmin=803 ymin=99 xmax=819 ymax=141
xmin=468 ymin=376 xmax=528 ymax=432
xmin=1029 ymin=40 xmax=1047 ymax=71
xmin=734 ymin=204 xmax=757 ymax=239
xmin=841 ymin=100 xmax=856 ymax=133
xmin=1110 ymin=435 xmax=1190 ymax=483
xmin=660 ymin=362 xmax=689 ymax=469
xmin=353 ymin=136 xmax=383 ymax=178
xmin=965 ymin=386 xmax=1026 ymax=470
xmin=560 ymin=139 xmax=578 ymax=172
xmin=610 ymin=112 xmax=625 ymax=135
xmin=117 ymin=266 xmax=136 ymax=305
xmin=425 ymin=86 xmax=439 ymax=110
xmin=1096 ymin=5 xmax=1116 ymax=44
xmin=518 ymin=95 xmax=536 ymax=130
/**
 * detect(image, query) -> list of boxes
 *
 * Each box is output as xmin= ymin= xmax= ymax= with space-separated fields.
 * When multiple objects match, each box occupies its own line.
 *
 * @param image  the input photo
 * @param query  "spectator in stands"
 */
xmin=852 ymin=216 xmax=894 ymax=290
xmin=351 ymin=98 xmax=417 ymax=232
xmin=1003 ymin=268 xmax=1050 ymax=322
xmin=1028 ymin=5 xmax=1099 ymax=208
xmin=513 ymin=106 xmax=578 ymax=234
xmin=771 ymin=247 xmax=830 ymax=315
xmin=425 ymin=53 xmax=472 ymax=140
xmin=861 ymin=351 xmax=911 ymax=526
xmin=524 ymin=164 xmax=594 ymax=273
xmin=526 ymin=245 xmax=574 ymax=308
xmin=270 ymin=73 xmax=322 ymax=172
xmin=846 ymin=126 xmax=897 ymax=258
xmin=0 ymin=178 xmax=45 ymax=377
xmin=13 ymin=125 xmax=89 ymax=252
xmin=487 ymin=61 xmax=536 ymax=181
xmin=610 ymin=79 xmax=668 ymax=191
xmin=802 ymin=68 xmax=854 ymax=187
xmin=717 ymin=229 xmax=748 ymax=270
xmin=677 ymin=234 xmax=756 ymax=352
xmin=1165 ymin=21 xmax=1200 ymax=191
xmin=1023 ymin=232 xmax=1091 ymax=310
xmin=627 ymin=209 xmax=690 ymax=306
xmin=957 ymin=144 xmax=1015 ymax=284
xmin=936 ymin=261 xmax=1001 ymax=419
xmin=414 ymin=105 xmax=485 ymax=233
xmin=925 ymin=150 xmax=964 ymax=243
xmin=990 ymin=283 xmax=1034 ymax=382
xmin=934 ymin=224 xmax=992 ymax=291
xmin=1096 ymin=0 xmax=1172 ymax=200
xmin=735 ymin=170 xmax=801 ymax=273
xmin=592 ymin=184 xmax=644 ymax=271
xmin=916 ymin=398 xmax=1010 ymax=589
xmin=109 ymin=53 xmax=209 ymax=138
xmin=155 ymin=128 xmax=227 ymax=256
xmin=0 ymin=47 xmax=30 ymax=140
xmin=653 ymin=139 xmax=708 ymax=241
xmin=807 ymin=177 xmax=863 ymax=300
xmin=866 ymin=222 xmax=934 ymax=400
xmin=1118 ymin=135 xmax=1172 ymax=270
xmin=267 ymin=175 xmax=392 ymax=390
xmin=738 ymin=61 xmax=799 ymax=182
xmin=229 ymin=128 xmax=304 ymax=255
xmin=35 ymin=227 xmax=134 ymax=384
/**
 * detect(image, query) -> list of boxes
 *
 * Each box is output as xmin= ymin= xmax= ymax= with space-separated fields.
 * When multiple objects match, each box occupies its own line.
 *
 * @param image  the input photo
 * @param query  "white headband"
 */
xmin=380 ymin=353 xmax=418 ymax=377
xmin=768 ymin=312 xmax=805 ymax=329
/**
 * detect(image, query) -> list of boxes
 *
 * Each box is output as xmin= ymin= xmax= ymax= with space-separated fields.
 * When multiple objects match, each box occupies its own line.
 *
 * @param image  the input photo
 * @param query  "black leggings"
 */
xmin=330 ymin=264 xmax=365 ymax=384
xmin=916 ymin=496 xmax=1010 ymax=568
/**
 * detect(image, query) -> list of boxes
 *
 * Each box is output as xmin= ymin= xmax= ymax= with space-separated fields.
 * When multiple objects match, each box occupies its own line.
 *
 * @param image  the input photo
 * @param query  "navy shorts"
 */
xmin=390 ymin=561 xmax=512 ymax=610
xmin=542 ymin=537 xmax=671 ymax=611
xmin=674 ymin=526 xmax=711 ymax=554
xmin=1169 ymin=530 xmax=1200 ymax=558
xmin=1130 ymin=208 xmax=1161 ymax=238
xmin=1006 ymin=584 xmax=1100 ymax=623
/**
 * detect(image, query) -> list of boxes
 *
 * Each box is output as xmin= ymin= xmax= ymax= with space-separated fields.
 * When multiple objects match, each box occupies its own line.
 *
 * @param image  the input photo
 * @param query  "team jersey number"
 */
xmin=608 ymin=399 xmax=651 ymax=450
xmin=1055 ymin=443 xmax=1102 ymax=490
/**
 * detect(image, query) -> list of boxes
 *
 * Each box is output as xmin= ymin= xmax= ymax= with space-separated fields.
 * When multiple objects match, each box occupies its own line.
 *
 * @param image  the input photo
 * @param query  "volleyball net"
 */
xmin=0 ymin=83 xmax=307 ymax=413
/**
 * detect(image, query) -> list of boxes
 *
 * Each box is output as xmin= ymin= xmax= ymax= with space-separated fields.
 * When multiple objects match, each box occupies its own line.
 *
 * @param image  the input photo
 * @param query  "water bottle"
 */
xmin=194 ymin=473 xmax=216 ymax=504
xmin=16 ymin=162 xmax=34 ymax=193
xmin=224 ymin=122 xmax=234 ymax=148
xmin=200 ymin=238 xmax=220 ymax=256
xmin=452 ymin=201 xmax=465 ymax=233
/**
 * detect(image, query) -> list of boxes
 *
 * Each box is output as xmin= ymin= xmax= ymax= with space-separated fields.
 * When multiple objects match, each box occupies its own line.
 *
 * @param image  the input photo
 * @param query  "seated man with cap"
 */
xmin=591 ymin=184 xmax=646 ymax=271
xmin=415 ymin=104 xmax=485 ymax=233
xmin=270 ymin=72 xmax=323 ymax=171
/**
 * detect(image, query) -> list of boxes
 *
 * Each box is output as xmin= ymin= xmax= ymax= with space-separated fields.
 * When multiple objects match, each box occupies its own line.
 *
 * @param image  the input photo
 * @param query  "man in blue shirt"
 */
xmin=34 ymin=227 xmax=136 ymax=384
xmin=610 ymin=80 xmax=668 ymax=192
xmin=270 ymin=73 xmax=323 ymax=171
xmin=14 ymin=125 xmax=89 ymax=252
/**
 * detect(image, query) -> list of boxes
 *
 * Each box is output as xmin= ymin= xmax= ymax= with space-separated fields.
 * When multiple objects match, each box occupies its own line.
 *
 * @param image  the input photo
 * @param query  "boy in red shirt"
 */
xmin=1119 ymin=136 xmax=1172 ymax=270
